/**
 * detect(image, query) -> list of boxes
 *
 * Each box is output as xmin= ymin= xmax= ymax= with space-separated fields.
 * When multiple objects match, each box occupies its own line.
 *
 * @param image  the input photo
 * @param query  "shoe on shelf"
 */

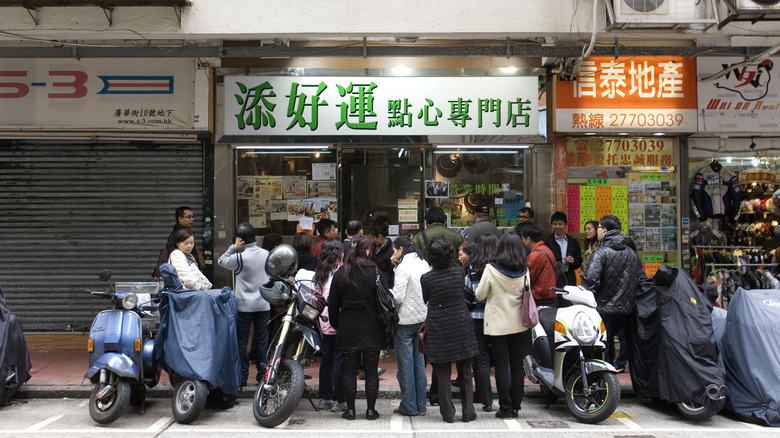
xmin=482 ymin=404 xmax=493 ymax=412
xmin=342 ymin=409 xmax=356 ymax=420
xmin=318 ymin=399 xmax=335 ymax=410
xmin=331 ymin=402 xmax=348 ymax=412
xmin=366 ymin=409 xmax=380 ymax=420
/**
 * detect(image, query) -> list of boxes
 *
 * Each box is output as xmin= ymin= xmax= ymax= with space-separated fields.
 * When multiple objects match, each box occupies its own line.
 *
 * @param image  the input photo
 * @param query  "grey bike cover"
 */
xmin=156 ymin=264 xmax=241 ymax=397
xmin=718 ymin=288 xmax=780 ymax=426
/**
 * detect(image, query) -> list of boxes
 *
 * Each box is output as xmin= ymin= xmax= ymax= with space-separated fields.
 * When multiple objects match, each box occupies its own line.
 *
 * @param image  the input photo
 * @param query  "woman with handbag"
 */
xmin=420 ymin=236 xmax=479 ymax=423
xmin=328 ymin=235 xmax=387 ymax=421
xmin=390 ymin=236 xmax=430 ymax=417
xmin=168 ymin=228 xmax=212 ymax=290
xmin=474 ymin=232 xmax=532 ymax=419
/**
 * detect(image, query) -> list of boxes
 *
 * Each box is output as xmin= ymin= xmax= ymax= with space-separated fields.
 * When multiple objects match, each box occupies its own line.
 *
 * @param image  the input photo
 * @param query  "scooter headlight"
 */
xmin=570 ymin=311 xmax=598 ymax=346
xmin=121 ymin=293 xmax=138 ymax=310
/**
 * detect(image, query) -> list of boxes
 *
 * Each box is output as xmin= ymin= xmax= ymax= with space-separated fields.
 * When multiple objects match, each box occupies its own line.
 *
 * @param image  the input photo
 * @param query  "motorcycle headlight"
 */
xmin=300 ymin=302 xmax=321 ymax=322
xmin=121 ymin=293 xmax=138 ymax=310
xmin=570 ymin=311 xmax=598 ymax=346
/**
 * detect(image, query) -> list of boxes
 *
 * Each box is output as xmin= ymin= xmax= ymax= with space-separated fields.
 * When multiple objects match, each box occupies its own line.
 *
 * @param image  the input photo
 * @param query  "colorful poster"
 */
xmin=567 ymin=185 xmax=581 ymax=233
xmin=287 ymin=200 xmax=305 ymax=221
xmin=268 ymin=200 xmax=288 ymax=220
xmin=282 ymin=176 xmax=307 ymax=199
xmin=237 ymin=176 xmax=254 ymax=199
xmin=303 ymin=198 xmax=337 ymax=222
xmin=580 ymin=186 xmax=596 ymax=228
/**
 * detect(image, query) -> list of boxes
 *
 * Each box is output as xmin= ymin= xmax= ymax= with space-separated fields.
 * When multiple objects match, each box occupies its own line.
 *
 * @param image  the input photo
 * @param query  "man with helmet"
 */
xmin=218 ymin=222 xmax=271 ymax=387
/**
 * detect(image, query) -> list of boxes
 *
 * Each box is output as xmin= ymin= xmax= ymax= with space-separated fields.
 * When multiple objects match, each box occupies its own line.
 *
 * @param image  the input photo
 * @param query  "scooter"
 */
xmin=85 ymin=270 xmax=160 ymax=424
xmin=523 ymin=285 xmax=621 ymax=424
xmin=253 ymin=244 xmax=325 ymax=428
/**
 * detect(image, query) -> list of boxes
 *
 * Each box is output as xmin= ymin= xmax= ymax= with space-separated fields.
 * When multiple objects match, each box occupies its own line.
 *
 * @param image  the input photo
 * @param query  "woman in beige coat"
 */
xmin=474 ymin=232 xmax=532 ymax=419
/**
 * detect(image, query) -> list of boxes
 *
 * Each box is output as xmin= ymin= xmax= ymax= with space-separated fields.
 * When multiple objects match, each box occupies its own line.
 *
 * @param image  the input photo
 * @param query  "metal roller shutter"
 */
xmin=0 ymin=141 xmax=204 ymax=331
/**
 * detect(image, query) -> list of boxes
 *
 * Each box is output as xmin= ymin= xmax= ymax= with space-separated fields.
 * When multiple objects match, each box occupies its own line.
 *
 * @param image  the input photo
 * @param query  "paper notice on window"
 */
xmin=312 ymin=163 xmax=337 ymax=181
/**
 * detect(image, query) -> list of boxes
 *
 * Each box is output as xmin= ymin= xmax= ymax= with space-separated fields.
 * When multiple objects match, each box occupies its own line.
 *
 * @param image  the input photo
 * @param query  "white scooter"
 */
xmin=523 ymin=285 xmax=621 ymax=424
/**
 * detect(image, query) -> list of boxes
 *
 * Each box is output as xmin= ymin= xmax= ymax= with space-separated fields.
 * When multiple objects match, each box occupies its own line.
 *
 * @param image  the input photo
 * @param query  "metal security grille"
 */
xmin=0 ymin=141 xmax=204 ymax=331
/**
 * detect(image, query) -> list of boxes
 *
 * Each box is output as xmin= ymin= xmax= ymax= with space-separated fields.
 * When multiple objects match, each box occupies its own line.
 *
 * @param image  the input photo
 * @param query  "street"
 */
xmin=1 ymin=395 xmax=778 ymax=438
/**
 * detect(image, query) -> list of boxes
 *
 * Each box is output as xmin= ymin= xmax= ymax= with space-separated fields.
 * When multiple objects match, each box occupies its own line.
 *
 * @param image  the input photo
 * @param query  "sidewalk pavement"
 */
xmin=15 ymin=349 xmax=635 ymax=400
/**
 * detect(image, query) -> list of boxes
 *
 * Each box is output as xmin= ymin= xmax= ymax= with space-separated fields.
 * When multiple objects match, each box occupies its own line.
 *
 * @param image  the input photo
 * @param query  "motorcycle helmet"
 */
xmin=265 ymin=243 xmax=298 ymax=279
xmin=260 ymin=280 xmax=291 ymax=306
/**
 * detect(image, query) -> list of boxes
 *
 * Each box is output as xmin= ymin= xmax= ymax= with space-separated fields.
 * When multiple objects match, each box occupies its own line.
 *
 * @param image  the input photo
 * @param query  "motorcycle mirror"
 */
xmin=98 ymin=269 xmax=112 ymax=282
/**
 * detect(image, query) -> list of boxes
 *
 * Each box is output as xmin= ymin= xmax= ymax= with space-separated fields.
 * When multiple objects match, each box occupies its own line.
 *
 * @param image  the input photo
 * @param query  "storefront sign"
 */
xmin=555 ymin=57 xmax=697 ymax=133
xmin=224 ymin=76 xmax=539 ymax=136
xmin=566 ymin=138 xmax=675 ymax=168
xmin=698 ymin=57 xmax=780 ymax=133
xmin=738 ymin=170 xmax=778 ymax=183
xmin=0 ymin=58 xmax=195 ymax=130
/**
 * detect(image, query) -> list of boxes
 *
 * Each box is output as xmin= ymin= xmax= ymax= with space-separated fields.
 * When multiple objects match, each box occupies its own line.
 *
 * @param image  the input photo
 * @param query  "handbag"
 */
xmin=464 ymin=274 xmax=478 ymax=311
xmin=521 ymin=275 xmax=539 ymax=328
xmin=374 ymin=267 xmax=399 ymax=327
xmin=416 ymin=321 xmax=427 ymax=354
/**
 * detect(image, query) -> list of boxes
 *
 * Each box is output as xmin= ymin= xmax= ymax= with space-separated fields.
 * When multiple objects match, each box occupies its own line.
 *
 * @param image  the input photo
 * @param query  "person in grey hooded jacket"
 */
xmin=218 ymin=222 xmax=270 ymax=387
xmin=581 ymin=215 xmax=641 ymax=369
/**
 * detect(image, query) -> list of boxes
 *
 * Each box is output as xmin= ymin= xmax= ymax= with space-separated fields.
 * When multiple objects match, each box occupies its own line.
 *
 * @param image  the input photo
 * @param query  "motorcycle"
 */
xmin=0 ymin=285 xmax=32 ymax=405
xmin=85 ymin=270 xmax=160 ymax=424
xmin=523 ymin=285 xmax=621 ymax=424
xmin=253 ymin=244 xmax=325 ymax=428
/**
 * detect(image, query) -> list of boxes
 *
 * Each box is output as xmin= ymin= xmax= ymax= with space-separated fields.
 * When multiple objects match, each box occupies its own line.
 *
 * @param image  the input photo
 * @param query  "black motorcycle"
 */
xmin=253 ymin=244 xmax=326 ymax=428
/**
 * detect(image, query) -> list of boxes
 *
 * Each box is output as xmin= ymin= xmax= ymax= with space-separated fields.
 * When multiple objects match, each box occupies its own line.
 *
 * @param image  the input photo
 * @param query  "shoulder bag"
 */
xmin=374 ymin=267 xmax=399 ymax=327
xmin=416 ymin=321 xmax=427 ymax=354
xmin=521 ymin=275 xmax=539 ymax=328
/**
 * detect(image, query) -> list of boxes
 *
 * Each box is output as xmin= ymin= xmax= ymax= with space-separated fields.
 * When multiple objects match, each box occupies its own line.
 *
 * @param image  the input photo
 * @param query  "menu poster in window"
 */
xmin=283 ymin=176 xmax=307 ymax=199
xmin=426 ymin=180 xmax=450 ymax=198
xmin=237 ymin=176 xmax=254 ymax=199
xmin=255 ymin=176 xmax=283 ymax=200
xmin=268 ymin=200 xmax=288 ymax=220
xmin=303 ymin=198 xmax=337 ymax=222
xmin=249 ymin=199 xmax=266 ymax=214
xmin=249 ymin=213 xmax=266 ymax=229
xmin=307 ymin=180 xmax=337 ymax=199
xmin=312 ymin=163 xmax=337 ymax=181
xmin=287 ymin=200 xmax=305 ymax=221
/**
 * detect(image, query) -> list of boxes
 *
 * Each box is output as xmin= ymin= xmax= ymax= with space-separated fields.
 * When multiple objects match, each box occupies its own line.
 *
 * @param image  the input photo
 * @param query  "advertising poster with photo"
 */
xmin=282 ymin=176 xmax=307 ymax=199
xmin=307 ymin=180 xmax=337 ymax=198
xmin=425 ymin=180 xmax=450 ymax=198
xmin=255 ymin=176 xmax=283 ymax=200
xmin=303 ymin=198 xmax=337 ymax=222
xmin=268 ymin=200 xmax=288 ymax=220
xmin=312 ymin=163 xmax=337 ymax=180
xmin=287 ymin=200 xmax=305 ymax=221
xmin=627 ymin=177 xmax=677 ymax=251
xmin=237 ymin=176 xmax=254 ymax=199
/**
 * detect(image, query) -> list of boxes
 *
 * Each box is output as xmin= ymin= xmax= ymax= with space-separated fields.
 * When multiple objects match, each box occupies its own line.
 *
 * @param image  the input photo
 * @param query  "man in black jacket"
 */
xmin=542 ymin=211 xmax=582 ymax=288
xmin=581 ymin=215 xmax=642 ymax=368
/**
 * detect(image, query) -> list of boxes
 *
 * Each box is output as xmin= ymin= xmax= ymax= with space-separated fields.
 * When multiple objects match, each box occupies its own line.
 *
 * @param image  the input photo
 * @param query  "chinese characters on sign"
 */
xmin=566 ymin=138 xmax=674 ymax=168
xmin=555 ymin=57 xmax=697 ymax=133
xmin=224 ymin=77 xmax=539 ymax=137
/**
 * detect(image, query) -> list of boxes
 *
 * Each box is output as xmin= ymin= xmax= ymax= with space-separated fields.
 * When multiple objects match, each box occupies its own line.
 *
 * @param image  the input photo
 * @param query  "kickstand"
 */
xmin=305 ymin=385 xmax=319 ymax=411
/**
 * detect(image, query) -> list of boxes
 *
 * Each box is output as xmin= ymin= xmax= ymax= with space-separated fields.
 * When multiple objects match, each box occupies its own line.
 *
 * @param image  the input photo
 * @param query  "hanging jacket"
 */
xmin=690 ymin=163 xmax=741 ymax=221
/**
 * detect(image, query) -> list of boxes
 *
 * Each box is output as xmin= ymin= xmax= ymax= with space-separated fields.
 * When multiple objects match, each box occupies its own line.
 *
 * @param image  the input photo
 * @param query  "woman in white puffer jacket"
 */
xmin=390 ymin=236 xmax=430 ymax=416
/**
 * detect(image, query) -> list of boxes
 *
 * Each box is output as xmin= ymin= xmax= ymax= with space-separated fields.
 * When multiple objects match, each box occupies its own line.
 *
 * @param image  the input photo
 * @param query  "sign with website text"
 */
xmin=224 ymin=76 xmax=539 ymax=136
xmin=0 ymin=58 xmax=196 ymax=130
xmin=555 ymin=57 xmax=697 ymax=133
xmin=698 ymin=57 xmax=780 ymax=133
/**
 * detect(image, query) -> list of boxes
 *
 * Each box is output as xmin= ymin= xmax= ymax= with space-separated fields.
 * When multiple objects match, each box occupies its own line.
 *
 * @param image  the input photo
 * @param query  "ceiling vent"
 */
xmin=734 ymin=0 xmax=780 ymax=12
xmin=608 ymin=0 xmax=719 ymax=29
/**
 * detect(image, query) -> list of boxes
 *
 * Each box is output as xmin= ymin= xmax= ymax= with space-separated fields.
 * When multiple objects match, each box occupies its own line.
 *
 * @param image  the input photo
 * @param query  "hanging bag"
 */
xmin=374 ymin=267 xmax=399 ymax=327
xmin=416 ymin=321 xmax=427 ymax=354
xmin=521 ymin=275 xmax=539 ymax=328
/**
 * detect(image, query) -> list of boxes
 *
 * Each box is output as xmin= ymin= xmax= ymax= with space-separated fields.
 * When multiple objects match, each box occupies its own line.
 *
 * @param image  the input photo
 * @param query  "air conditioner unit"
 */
xmin=613 ymin=0 xmax=705 ymax=22
xmin=735 ymin=0 xmax=780 ymax=13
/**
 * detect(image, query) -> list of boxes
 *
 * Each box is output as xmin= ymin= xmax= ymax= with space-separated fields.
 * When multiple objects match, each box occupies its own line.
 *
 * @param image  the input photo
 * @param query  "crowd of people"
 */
xmin=160 ymin=205 xmax=641 ymax=423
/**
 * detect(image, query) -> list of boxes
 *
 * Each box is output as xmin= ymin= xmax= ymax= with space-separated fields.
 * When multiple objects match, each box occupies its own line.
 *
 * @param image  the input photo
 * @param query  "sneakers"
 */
xmin=318 ymin=399 xmax=335 ymax=410
xmin=331 ymin=402 xmax=348 ymax=412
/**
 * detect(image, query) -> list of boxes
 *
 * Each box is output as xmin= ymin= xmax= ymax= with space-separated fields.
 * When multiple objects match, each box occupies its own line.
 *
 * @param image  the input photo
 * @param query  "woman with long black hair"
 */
xmin=328 ymin=235 xmax=388 ymax=421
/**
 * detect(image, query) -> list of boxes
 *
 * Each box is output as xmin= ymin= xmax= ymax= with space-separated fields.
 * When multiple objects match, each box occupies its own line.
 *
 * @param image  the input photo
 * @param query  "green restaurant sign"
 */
xmin=223 ymin=76 xmax=539 ymax=136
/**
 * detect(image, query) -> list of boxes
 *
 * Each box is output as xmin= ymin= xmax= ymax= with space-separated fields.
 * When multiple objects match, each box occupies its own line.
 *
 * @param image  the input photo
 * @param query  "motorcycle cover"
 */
xmin=155 ymin=264 xmax=242 ymax=397
xmin=716 ymin=288 xmax=780 ymax=426
xmin=0 ymin=286 xmax=32 ymax=404
xmin=630 ymin=265 xmax=725 ymax=405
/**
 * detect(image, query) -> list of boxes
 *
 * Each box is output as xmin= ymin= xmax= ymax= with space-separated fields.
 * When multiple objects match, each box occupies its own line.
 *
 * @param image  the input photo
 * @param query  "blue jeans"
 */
xmin=237 ymin=310 xmax=270 ymax=384
xmin=394 ymin=323 xmax=428 ymax=414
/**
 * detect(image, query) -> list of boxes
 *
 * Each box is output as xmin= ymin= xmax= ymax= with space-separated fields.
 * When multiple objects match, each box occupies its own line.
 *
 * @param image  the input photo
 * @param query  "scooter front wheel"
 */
xmin=677 ymin=398 xmax=725 ymax=421
xmin=565 ymin=371 xmax=621 ymax=424
xmin=172 ymin=379 xmax=208 ymax=424
xmin=89 ymin=378 xmax=131 ymax=424
xmin=253 ymin=359 xmax=305 ymax=428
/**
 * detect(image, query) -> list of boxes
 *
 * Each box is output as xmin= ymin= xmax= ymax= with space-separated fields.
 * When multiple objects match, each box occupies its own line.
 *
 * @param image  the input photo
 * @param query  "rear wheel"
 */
xmin=172 ymin=379 xmax=208 ymax=424
xmin=88 ymin=378 xmax=131 ymax=424
xmin=677 ymin=398 xmax=725 ymax=421
xmin=565 ymin=371 xmax=621 ymax=424
xmin=253 ymin=359 xmax=305 ymax=428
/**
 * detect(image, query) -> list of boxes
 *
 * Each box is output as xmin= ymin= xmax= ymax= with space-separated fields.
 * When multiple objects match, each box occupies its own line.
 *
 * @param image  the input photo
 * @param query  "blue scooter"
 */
xmin=85 ymin=270 xmax=160 ymax=424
